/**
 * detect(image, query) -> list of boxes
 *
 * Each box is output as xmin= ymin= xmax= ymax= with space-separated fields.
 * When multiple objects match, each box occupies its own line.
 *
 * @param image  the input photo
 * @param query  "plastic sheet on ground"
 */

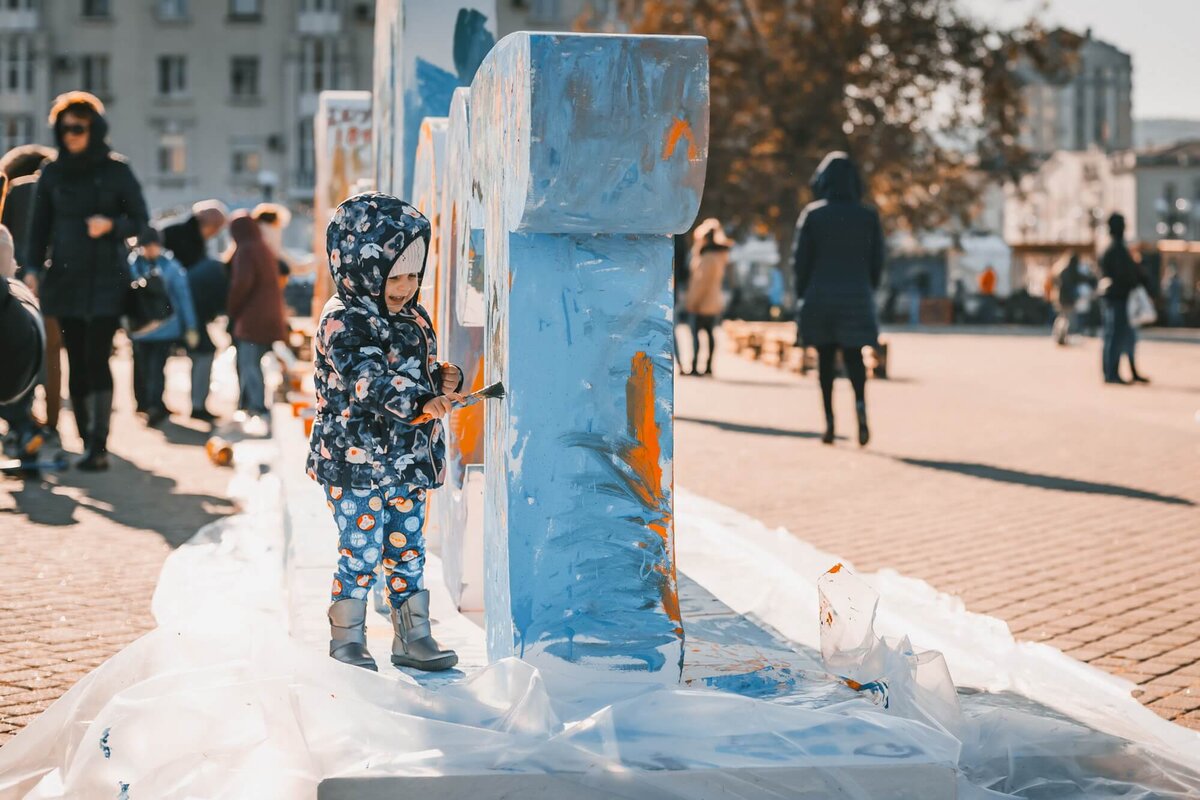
xmin=0 ymin=445 xmax=1197 ymax=799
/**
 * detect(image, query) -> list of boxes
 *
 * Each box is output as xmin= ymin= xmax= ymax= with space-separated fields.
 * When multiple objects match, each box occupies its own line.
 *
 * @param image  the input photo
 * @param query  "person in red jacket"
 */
xmin=226 ymin=212 xmax=287 ymax=419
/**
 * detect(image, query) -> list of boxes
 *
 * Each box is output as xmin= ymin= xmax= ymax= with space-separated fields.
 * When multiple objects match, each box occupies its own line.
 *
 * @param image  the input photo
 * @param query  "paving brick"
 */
xmin=0 ymin=348 xmax=234 ymax=746
xmin=678 ymin=329 xmax=1200 ymax=731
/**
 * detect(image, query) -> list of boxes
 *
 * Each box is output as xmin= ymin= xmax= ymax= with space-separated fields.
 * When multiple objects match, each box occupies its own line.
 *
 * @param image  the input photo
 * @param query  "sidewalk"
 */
xmin=0 ymin=347 xmax=236 ymax=745
xmin=676 ymin=329 xmax=1200 ymax=728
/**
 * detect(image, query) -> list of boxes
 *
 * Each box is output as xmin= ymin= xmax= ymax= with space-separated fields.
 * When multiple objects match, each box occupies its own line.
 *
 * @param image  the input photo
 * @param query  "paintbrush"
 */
xmin=411 ymin=380 xmax=505 ymax=424
xmin=453 ymin=380 xmax=506 ymax=408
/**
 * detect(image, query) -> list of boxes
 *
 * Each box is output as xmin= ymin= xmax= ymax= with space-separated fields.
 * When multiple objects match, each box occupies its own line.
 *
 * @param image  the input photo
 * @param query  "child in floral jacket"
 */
xmin=309 ymin=193 xmax=463 ymax=672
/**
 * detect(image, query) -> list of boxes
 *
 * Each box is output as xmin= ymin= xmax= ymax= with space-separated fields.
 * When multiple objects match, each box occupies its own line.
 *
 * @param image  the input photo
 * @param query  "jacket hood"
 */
xmin=811 ymin=151 xmax=863 ymax=203
xmin=326 ymin=193 xmax=430 ymax=317
xmin=49 ymin=92 xmax=111 ymax=167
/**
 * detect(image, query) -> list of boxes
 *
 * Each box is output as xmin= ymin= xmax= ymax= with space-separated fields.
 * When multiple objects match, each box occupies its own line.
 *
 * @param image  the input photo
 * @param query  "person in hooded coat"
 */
xmin=225 ymin=212 xmax=288 ymax=418
xmin=791 ymin=151 xmax=884 ymax=446
xmin=21 ymin=92 xmax=149 ymax=471
xmin=683 ymin=218 xmax=732 ymax=376
xmin=308 ymin=193 xmax=463 ymax=674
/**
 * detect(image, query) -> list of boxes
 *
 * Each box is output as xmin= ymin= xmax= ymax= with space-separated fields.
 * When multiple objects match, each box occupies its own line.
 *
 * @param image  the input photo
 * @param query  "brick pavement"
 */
xmin=676 ymin=328 xmax=1200 ymax=729
xmin=0 ymin=343 xmax=236 ymax=746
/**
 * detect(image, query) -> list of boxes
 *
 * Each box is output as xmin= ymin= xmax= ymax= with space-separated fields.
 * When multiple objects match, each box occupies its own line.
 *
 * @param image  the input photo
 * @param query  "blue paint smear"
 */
xmin=560 ymin=289 xmax=573 ymax=346
xmin=702 ymin=667 xmax=804 ymax=699
xmin=117 ymin=781 xmax=130 ymax=800
xmin=99 ymin=726 xmax=111 ymax=759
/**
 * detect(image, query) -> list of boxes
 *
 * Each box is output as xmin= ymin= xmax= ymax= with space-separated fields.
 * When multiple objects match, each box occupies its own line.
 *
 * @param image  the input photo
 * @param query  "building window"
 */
xmin=229 ymin=0 xmax=261 ymax=20
xmin=79 ymin=54 xmax=110 ymax=96
xmin=230 ymin=56 xmax=259 ymax=98
xmin=232 ymin=149 xmax=261 ymax=176
xmin=4 ymin=0 xmax=38 ymax=10
xmin=300 ymin=0 xmax=338 ymax=9
xmin=81 ymin=0 xmax=109 ymax=18
xmin=158 ymin=133 xmax=186 ymax=175
xmin=157 ymin=55 xmax=187 ymax=97
xmin=297 ymin=118 xmax=314 ymax=180
xmin=299 ymin=37 xmax=344 ymax=93
xmin=0 ymin=115 xmax=33 ymax=153
xmin=156 ymin=0 xmax=188 ymax=20
xmin=1 ymin=36 xmax=35 ymax=93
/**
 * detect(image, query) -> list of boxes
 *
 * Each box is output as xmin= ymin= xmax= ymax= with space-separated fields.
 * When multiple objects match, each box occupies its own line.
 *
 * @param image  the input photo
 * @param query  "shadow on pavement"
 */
xmin=2 ymin=453 xmax=234 ymax=546
xmin=675 ymin=415 xmax=839 ymax=441
xmin=895 ymin=457 xmax=1195 ymax=507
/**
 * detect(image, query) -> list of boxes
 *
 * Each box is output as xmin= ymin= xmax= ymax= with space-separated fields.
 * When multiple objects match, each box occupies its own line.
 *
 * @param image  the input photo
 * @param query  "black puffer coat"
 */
xmin=22 ymin=94 xmax=149 ymax=320
xmin=791 ymin=152 xmax=884 ymax=348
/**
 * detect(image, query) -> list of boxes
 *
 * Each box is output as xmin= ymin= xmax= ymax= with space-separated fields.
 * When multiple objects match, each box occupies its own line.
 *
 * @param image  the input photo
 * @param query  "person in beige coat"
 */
xmin=683 ymin=218 xmax=732 ymax=376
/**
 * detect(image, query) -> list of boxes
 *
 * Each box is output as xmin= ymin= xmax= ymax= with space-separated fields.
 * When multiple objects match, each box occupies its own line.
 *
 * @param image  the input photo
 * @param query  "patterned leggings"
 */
xmin=323 ymin=484 xmax=427 ymax=607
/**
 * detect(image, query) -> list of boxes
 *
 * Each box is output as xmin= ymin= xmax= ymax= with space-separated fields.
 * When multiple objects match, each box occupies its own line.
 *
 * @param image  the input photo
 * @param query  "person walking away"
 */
xmin=160 ymin=200 xmax=227 ymax=421
xmin=309 ymin=193 xmax=463 ymax=672
xmin=683 ymin=218 xmax=731 ymax=376
xmin=128 ymin=228 xmax=198 ymax=427
xmin=1052 ymin=253 xmax=1082 ymax=346
xmin=21 ymin=92 xmax=149 ymax=471
xmin=1099 ymin=213 xmax=1149 ymax=385
xmin=791 ymin=151 xmax=883 ymax=446
xmin=226 ymin=212 xmax=287 ymax=421
xmin=1 ymin=145 xmax=61 ymax=448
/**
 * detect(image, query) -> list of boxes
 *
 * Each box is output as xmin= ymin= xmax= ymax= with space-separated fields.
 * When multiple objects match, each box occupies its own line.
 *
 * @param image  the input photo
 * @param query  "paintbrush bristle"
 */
xmin=476 ymin=381 xmax=506 ymax=399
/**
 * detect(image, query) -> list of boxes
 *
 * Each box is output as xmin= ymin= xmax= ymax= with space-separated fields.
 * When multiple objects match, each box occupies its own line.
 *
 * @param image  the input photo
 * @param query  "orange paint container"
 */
xmin=205 ymin=437 xmax=234 ymax=467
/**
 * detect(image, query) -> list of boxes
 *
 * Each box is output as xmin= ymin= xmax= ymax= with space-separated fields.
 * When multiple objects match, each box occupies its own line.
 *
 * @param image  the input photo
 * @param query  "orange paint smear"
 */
xmin=827 ymin=563 xmax=843 ymax=574
xmin=662 ymin=117 xmax=699 ymax=162
xmin=449 ymin=352 xmax=486 ymax=464
xmin=625 ymin=352 xmax=682 ymax=633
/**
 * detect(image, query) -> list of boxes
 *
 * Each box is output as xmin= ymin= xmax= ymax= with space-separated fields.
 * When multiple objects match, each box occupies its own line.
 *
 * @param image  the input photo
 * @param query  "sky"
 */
xmin=959 ymin=0 xmax=1200 ymax=120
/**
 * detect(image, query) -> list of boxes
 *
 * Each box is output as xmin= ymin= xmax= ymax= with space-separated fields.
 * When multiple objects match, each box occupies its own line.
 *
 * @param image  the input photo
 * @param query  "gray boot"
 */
xmin=328 ymin=598 xmax=378 ymax=671
xmin=390 ymin=590 xmax=458 ymax=671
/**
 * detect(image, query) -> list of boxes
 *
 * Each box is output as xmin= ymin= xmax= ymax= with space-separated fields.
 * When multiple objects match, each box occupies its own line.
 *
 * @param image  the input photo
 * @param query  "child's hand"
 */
xmin=422 ymin=396 xmax=455 ymax=420
xmin=441 ymin=364 xmax=461 ymax=394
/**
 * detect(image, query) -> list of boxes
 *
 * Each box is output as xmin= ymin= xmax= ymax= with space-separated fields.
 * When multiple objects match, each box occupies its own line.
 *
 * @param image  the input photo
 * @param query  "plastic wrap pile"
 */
xmin=0 ymin=444 xmax=1197 ymax=799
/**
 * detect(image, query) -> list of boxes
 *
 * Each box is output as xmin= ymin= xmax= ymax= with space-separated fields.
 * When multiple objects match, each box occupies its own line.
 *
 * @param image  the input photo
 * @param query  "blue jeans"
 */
xmin=235 ymin=340 xmax=271 ymax=415
xmin=1102 ymin=299 xmax=1134 ymax=381
xmin=323 ymin=483 xmax=428 ymax=608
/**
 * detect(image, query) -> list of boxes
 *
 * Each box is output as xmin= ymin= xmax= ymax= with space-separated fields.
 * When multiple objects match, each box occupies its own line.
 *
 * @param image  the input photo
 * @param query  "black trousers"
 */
xmin=59 ymin=315 xmax=120 ymax=412
xmin=815 ymin=344 xmax=867 ymax=421
xmin=689 ymin=314 xmax=717 ymax=373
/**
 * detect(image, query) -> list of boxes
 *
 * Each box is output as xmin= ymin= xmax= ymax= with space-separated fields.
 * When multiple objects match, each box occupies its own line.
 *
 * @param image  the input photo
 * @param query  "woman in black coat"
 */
xmin=791 ymin=152 xmax=884 ymax=446
xmin=22 ymin=92 xmax=149 ymax=471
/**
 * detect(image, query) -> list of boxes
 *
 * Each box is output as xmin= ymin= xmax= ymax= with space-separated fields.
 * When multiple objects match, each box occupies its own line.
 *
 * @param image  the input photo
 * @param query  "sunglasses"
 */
xmin=61 ymin=124 xmax=90 ymax=136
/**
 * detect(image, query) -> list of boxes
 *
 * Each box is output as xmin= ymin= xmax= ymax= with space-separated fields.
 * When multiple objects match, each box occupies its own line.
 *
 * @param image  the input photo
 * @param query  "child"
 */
xmin=308 ymin=193 xmax=463 ymax=672
xmin=129 ymin=227 xmax=198 ymax=427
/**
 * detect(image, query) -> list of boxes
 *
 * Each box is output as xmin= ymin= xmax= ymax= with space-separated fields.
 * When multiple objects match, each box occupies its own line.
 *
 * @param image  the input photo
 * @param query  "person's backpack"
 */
xmin=125 ymin=263 xmax=173 ymax=335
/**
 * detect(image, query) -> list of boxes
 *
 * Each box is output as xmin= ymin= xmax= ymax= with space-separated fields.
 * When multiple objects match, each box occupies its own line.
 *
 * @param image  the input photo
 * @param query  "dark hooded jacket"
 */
xmin=0 ymin=145 xmax=55 ymax=274
xmin=306 ymin=193 xmax=462 ymax=490
xmin=226 ymin=213 xmax=288 ymax=345
xmin=161 ymin=214 xmax=208 ymax=269
xmin=791 ymin=152 xmax=884 ymax=348
xmin=1099 ymin=214 xmax=1146 ymax=303
xmin=21 ymin=93 xmax=149 ymax=319
xmin=0 ymin=277 xmax=44 ymax=404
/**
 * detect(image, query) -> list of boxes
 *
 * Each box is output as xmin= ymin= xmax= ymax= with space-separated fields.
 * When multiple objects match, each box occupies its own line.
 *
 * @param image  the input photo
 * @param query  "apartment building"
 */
xmin=0 ymin=0 xmax=376 ymax=214
xmin=1018 ymin=30 xmax=1134 ymax=157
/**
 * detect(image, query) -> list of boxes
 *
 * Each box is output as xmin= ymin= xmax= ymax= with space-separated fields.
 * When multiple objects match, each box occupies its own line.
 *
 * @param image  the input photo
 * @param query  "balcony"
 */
xmin=297 ymin=10 xmax=340 ymax=35
xmin=0 ymin=9 xmax=40 ymax=30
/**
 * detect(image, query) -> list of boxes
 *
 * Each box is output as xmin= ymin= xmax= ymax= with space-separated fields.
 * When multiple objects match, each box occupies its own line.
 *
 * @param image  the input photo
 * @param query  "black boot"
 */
xmin=856 ymin=400 xmax=870 ymax=447
xmin=70 ymin=393 xmax=90 ymax=449
xmin=77 ymin=391 xmax=112 ymax=472
xmin=821 ymin=411 xmax=835 ymax=445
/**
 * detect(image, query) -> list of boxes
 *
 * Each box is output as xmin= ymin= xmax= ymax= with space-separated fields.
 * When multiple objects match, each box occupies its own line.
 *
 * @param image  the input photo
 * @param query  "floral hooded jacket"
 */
xmin=306 ymin=193 xmax=461 ymax=490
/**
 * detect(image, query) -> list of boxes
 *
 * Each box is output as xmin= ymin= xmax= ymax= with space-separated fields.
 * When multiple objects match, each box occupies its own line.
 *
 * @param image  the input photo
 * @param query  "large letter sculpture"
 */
xmin=311 ymin=91 xmax=373 ymax=320
xmin=434 ymin=88 xmax=487 ymax=611
xmin=472 ymin=33 xmax=709 ymax=677
xmin=372 ymin=0 xmax=497 ymax=199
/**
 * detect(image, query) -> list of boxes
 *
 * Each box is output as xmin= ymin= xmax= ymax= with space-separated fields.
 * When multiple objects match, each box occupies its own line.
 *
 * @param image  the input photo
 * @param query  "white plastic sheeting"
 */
xmin=0 ymin=445 xmax=1197 ymax=799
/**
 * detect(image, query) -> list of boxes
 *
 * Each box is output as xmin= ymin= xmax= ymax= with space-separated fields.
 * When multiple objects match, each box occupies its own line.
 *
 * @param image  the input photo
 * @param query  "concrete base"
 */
xmin=319 ymin=765 xmax=956 ymax=799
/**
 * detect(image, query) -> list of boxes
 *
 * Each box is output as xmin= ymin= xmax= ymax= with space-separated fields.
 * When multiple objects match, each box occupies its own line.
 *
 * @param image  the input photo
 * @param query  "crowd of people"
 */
xmin=0 ymin=91 xmax=293 ymax=474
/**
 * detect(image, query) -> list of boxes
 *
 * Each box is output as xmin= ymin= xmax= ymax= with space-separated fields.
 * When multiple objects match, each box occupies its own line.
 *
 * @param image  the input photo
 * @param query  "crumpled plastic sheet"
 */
xmin=1 ymin=451 xmax=1198 ymax=799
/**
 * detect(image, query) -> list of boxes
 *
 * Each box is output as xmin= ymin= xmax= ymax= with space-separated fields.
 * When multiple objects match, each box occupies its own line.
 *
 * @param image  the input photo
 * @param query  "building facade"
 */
xmin=1 ymin=0 xmax=376 ymax=215
xmin=1018 ymin=31 xmax=1133 ymax=157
